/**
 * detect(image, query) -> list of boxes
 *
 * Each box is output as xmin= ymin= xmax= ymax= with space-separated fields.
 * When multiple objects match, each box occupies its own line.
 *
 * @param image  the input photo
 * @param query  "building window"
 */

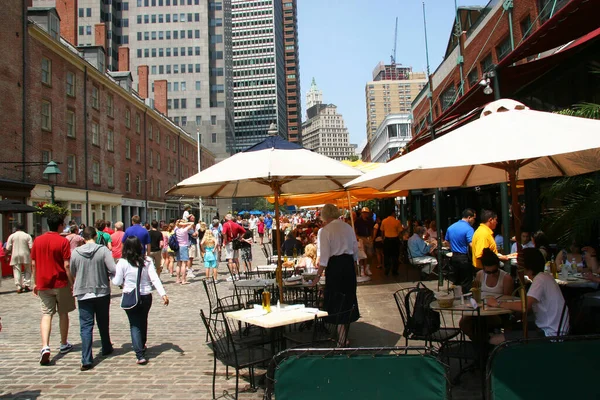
xmin=157 ymin=154 xmax=161 ymax=170
xmin=148 ymin=123 xmax=153 ymax=140
xmin=92 ymin=161 xmax=100 ymax=184
xmin=211 ymin=115 xmax=216 ymax=125
xmin=136 ymin=175 xmax=142 ymax=194
xmin=166 ymin=135 xmax=170 ymax=149
xmin=66 ymin=110 xmax=76 ymax=137
xmin=157 ymin=180 xmax=161 ymax=197
xmin=107 ymin=129 xmax=114 ymax=151
xmin=125 ymin=108 xmax=131 ymax=128
xmin=136 ymin=144 xmax=141 ymax=163
xmin=42 ymin=58 xmax=51 ymax=85
xmin=467 ymin=68 xmax=479 ymax=88
xmin=107 ymin=94 xmax=114 ymax=116
xmin=41 ymin=100 xmax=52 ymax=131
xmin=156 ymin=129 xmax=160 ymax=144
xmin=125 ymin=172 xmax=131 ymax=192
xmin=135 ymin=114 xmax=141 ymax=133
xmin=480 ymin=53 xmax=494 ymax=74
xmin=107 ymin=165 xmax=114 ymax=187
xmin=67 ymin=155 xmax=76 ymax=183
xmin=149 ymin=149 xmax=153 ymax=167
xmin=495 ymin=36 xmax=512 ymax=62
xmin=125 ymin=138 xmax=131 ymax=159
xmin=520 ymin=15 xmax=533 ymax=40
xmin=196 ymin=98 xmax=201 ymax=108
xmin=211 ymin=132 xmax=217 ymax=143
xmin=91 ymin=122 xmax=99 ymax=145
xmin=66 ymin=72 xmax=75 ymax=96
xmin=441 ymin=85 xmax=457 ymax=111
xmin=91 ymin=86 xmax=99 ymax=109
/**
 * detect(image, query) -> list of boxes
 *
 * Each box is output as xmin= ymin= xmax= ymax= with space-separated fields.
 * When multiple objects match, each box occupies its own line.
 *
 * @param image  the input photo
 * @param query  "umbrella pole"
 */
xmin=272 ymin=183 xmax=284 ymax=304
xmin=347 ymin=190 xmax=355 ymax=230
xmin=509 ymin=168 xmax=527 ymax=338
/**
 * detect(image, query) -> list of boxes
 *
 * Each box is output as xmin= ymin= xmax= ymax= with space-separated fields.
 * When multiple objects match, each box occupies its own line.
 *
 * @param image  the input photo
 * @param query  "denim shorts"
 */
xmin=176 ymin=245 xmax=189 ymax=262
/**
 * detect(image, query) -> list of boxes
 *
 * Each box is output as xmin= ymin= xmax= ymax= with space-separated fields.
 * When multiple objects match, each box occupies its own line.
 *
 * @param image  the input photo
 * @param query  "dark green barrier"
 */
xmin=488 ymin=335 xmax=600 ymax=399
xmin=273 ymin=349 xmax=447 ymax=399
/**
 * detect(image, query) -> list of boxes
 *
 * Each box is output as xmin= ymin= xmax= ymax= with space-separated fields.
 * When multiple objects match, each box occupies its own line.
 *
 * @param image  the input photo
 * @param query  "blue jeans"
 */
xmin=125 ymin=294 xmax=152 ymax=360
xmin=78 ymin=295 xmax=112 ymax=366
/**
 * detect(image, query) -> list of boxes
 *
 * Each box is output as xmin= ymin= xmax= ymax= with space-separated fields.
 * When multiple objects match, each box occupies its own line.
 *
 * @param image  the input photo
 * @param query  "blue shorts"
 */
xmin=205 ymin=260 xmax=217 ymax=269
xmin=176 ymin=245 xmax=189 ymax=262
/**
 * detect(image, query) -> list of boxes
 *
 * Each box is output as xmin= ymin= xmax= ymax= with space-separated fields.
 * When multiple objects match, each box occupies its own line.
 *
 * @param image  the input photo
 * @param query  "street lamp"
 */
xmin=43 ymin=161 xmax=61 ymax=204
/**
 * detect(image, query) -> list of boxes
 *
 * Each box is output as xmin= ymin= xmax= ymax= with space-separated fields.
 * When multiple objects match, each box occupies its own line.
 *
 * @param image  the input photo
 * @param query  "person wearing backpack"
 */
xmin=94 ymin=220 xmax=112 ymax=251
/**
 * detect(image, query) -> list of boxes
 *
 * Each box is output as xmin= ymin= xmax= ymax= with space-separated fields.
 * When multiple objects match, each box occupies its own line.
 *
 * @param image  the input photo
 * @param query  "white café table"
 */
xmin=226 ymin=305 xmax=328 ymax=329
xmin=256 ymin=264 xmax=296 ymax=273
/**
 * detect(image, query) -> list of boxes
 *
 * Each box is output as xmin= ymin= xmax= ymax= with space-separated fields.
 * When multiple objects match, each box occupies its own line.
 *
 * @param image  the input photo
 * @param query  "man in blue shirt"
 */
xmin=444 ymin=208 xmax=476 ymax=293
xmin=407 ymin=226 xmax=438 ymax=277
xmin=264 ymin=214 xmax=273 ymax=242
xmin=122 ymin=215 xmax=151 ymax=255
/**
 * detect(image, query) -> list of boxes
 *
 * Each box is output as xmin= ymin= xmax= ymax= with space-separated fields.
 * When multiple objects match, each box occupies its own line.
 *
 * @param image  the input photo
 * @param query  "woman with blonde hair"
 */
xmin=298 ymin=243 xmax=317 ymax=271
xmin=201 ymin=230 xmax=219 ymax=281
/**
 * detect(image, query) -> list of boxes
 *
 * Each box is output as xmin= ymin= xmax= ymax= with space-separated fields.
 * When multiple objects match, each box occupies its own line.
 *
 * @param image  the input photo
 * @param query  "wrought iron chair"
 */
xmin=200 ymin=310 xmax=272 ymax=400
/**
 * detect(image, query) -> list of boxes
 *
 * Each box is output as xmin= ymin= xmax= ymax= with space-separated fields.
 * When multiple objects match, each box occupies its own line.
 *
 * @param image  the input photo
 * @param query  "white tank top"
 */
xmin=481 ymin=269 xmax=508 ymax=297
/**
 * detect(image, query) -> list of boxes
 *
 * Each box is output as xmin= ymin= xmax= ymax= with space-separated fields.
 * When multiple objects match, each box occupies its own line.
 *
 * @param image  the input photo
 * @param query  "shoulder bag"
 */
xmin=120 ymin=262 xmax=144 ymax=310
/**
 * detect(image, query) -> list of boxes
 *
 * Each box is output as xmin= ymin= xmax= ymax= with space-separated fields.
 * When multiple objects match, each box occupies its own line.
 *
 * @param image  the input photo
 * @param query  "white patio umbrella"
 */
xmin=346 ymin=99 xmax=600 ymax=336
xmin=166 ymin=134 xmax=362 ymax=301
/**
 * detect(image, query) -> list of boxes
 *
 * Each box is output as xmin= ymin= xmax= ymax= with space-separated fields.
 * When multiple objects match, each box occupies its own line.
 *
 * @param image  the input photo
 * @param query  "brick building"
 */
xmin=0 ymin=3 xmax=214 ymax=239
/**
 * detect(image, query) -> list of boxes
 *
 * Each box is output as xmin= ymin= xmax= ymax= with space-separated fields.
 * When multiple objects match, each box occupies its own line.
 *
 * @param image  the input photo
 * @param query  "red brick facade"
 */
xmin=412 ymin=0 xmax=544 ymax=136
xmin=55 ymin=0 xmax=77 ymax=46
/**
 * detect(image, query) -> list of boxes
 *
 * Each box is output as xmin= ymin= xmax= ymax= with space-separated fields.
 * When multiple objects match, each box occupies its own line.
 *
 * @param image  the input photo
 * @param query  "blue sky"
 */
xmin=297 ymin=0 xmax=490 ymax=148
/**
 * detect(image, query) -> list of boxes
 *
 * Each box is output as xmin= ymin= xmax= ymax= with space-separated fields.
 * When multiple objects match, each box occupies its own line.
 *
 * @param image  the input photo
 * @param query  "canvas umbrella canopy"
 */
xmin=166 ymin=135 xmax=362 ymax=301
xmin=346 ymin=98 xmax=600 ymax=336
xmin=0 ymin=199 xmax=38 ymax=214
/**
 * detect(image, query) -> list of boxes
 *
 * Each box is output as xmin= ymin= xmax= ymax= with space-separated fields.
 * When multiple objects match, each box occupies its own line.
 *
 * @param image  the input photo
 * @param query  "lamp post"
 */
xmin=43 ymin=161 xmax=61 ymax=204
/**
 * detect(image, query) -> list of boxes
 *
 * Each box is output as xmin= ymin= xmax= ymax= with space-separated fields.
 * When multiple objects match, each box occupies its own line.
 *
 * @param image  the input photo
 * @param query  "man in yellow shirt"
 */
xmin=472 ymin=210 xmax=509 ymax=269
xmin=381 ymin=210 xmax=403 ymax=276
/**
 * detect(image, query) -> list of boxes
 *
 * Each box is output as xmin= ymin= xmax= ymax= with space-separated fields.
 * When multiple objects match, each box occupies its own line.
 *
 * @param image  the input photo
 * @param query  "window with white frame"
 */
xmin=135 ymin=114 xmax=141 ymax=133
xmin=125 ymin=138 xmax=131 ymax=159
xmin=92 ymin=160 xmax=100 ymax=184
xmin=136 ymin=175 xmax=142 ymax=194
xmin=125 ymin=108 xmax=131 ymax=128
xmin=42 ymin=58 xmax=51 ymax=85
xmin=149 ymin=149 xmax=153 ymax=167
xmin=66 ymin=110 xmax=75 ymax=137
xmin=107 ymin=93 xmax=114 ymax=117
xmin=107 ymin=129 xmax=114 ymax=151
xmin=107 ymin=165 xmax=114 ymax=187
xmin=125 ymin=172 xmax=131 ymax=192
xmin=136 ymin=144 xmax=141 ymax=163
xmin=67 ymin=154 xmax=76 ymax=182
xmin=66 ymin=72 xmax=75 ymax=96
xmin=41 ymin=101 xmax=52 ymax=130
xmin=148 ymin=123 xmax=153 ymax=140
xmin=157 ymin=154 xmax=161 ymax=170
xmin=91 ymin=86 xmax=99 ymax=109
xmin=91 ymin=122 xmax=99 ymax=145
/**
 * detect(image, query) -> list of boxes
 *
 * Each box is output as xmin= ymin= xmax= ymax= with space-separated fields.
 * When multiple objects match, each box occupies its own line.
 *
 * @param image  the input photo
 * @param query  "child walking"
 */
xmin=201 ymin=230 xmax=219 ymax=281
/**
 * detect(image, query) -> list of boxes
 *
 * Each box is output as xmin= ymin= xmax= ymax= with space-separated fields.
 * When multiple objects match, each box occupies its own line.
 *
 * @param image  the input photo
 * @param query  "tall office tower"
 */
xmin=302 ymin=79 xmax=356 ymax=161
xmin=281 ymin=0 xmax=301 ymax=144
xmin=231 ymin=0 xmax=287 ymax=152
xmin=365 ymin=62 xmax=427 ymax=140
xmin=126 ymin=0 xmax=235 ymax=161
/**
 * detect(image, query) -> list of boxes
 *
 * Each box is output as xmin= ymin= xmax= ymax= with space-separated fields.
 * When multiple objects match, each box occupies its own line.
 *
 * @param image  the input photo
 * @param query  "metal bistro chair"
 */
xmin=202 ymin=278 xmax=244 ymax=341
xmin=200 ymin=310 xmax=272 ymax=400
xmin=406 ymin=245 xmax=436 ymax=282
xmin=393 ymin=286 xmax=460 ymax=349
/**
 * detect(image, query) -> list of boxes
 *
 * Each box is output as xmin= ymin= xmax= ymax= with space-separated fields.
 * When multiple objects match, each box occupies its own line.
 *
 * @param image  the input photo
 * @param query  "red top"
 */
xmin=103 ymin=227 xmax=115 ymax=235
xmin=222 ymin=220 xmax=245 ymax=245
xmin=110 ymin=231 xmax=125 ymax=259
xmin=31 ymin=232 xmax=71 ymax=290
xmin=257 ymin=221 xmax=265 ymax=234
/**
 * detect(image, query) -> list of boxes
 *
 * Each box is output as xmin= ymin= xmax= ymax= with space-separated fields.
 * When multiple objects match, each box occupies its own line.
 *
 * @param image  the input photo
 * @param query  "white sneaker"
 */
xmin=365 ymin=265 xmax=372 ymax=276
xmin=360 ymin=268 xmax=366 ymax=277
xmin=186 ymin=271 xmax=195 ymax=279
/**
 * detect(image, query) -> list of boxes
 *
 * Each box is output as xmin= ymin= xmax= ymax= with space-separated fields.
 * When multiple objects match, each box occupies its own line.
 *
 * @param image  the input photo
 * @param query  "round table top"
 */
xmin=430 ymin=295 xmax=519 ymax=316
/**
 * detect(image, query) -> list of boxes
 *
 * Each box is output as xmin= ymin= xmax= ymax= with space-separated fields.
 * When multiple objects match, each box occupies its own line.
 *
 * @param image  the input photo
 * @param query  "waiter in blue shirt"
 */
xmin=444 ymin=208 xmax=476 ymax=293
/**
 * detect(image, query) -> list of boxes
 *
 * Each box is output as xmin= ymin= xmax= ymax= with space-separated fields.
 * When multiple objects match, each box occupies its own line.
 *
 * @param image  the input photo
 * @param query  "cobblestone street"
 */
xmin=0 ymin=242 xmax=480 ymax=399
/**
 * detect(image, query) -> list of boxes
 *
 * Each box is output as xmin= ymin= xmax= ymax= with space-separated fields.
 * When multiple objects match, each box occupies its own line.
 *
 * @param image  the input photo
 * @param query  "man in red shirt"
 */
xmin=31 ymin=214 xmax=75 ymax=365
xmin=222 ymin=213 xmax=245 ymax=279
xmin=103 ymin=221 xmax=115 ymax=235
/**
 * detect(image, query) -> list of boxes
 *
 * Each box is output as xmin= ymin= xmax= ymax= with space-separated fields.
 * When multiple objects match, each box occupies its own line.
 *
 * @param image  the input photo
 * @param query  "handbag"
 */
xmin=120 ymin=262 xmax=144 ymax=310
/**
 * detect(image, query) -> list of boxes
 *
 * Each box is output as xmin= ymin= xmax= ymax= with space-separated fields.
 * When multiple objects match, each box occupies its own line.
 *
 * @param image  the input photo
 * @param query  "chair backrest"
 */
xmin=487 ymin=335 xmax=600 ymax=400
xmin=261 ymin=243 xmax=271 ymax=260
xmin=199 ymin=309 xmax=238 ymax=365
xmin=266 ymin=347 xmax=448 ymax=400
xmin=393 ymin=288 xmax=410 ymax=334
xmin=202 ymin=278 xmax=219 ymax=313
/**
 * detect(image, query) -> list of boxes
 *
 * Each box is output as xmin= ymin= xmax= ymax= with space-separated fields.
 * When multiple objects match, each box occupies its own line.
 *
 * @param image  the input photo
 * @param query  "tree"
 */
xmin=346 ymin=155 xmax=359 ymax=162
xmin=542 ymin=102 xmax=600 ymax=247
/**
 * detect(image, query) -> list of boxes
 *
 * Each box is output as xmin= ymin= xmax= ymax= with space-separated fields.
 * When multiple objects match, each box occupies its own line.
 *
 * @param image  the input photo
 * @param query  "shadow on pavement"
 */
xmin=146 ymin=342 xmax=186 ymax=358
xmin=0 ymin=390 xmax=42 ymax=399
xmin=349 ymin=321 xmax=402 ymax=347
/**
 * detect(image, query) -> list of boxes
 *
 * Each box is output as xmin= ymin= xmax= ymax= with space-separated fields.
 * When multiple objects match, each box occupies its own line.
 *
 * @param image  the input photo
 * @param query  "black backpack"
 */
xmin=97 ymin=232 xmax=108 ymax=247
xmin=404 ymin=282 xmax=440 ymax=337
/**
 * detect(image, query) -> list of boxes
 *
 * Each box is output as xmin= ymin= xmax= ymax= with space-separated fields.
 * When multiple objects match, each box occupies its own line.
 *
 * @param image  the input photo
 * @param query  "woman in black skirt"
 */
xmin=313 ymin=204 xmax=360 ymax=346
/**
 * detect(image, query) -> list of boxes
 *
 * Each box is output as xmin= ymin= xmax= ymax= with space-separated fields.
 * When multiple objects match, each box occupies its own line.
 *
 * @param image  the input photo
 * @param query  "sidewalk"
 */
xmin=0 ymin=241 xmax=480 ymax=399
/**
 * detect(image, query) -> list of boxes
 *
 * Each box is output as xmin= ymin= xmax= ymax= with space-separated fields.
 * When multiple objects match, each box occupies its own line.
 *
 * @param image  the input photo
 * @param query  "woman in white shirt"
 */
xmin=314 ymin=204 xmax=360 ymax=346
xmin=488 ymin=248 xmax=569 ymax=343
xmin=113 ymin=237 xmax=169 ymax=365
